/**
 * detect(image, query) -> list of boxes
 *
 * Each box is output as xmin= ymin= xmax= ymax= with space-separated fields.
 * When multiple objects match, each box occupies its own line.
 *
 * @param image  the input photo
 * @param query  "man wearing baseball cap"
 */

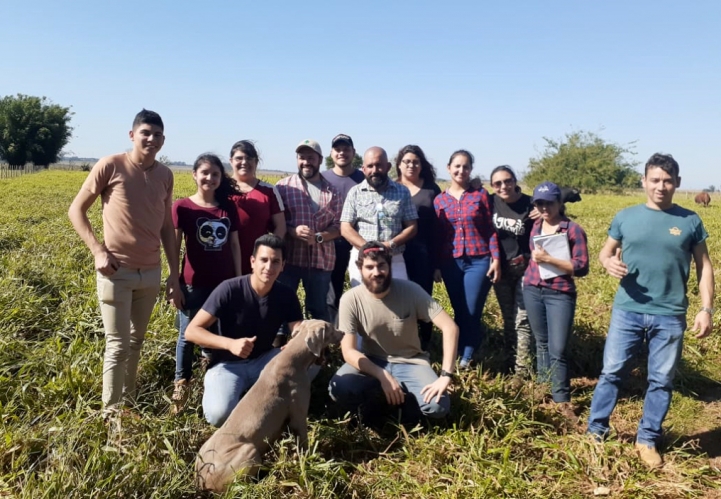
xmin=322 ymin=134 xmax=365 ymax=324
xmin=275 ymin=139 xmax=342 ymax=325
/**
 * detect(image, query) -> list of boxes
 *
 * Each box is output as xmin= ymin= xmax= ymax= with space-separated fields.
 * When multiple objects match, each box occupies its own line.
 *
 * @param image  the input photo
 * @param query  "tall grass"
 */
xmin=1 ymin=171 xmax=719 ymax=498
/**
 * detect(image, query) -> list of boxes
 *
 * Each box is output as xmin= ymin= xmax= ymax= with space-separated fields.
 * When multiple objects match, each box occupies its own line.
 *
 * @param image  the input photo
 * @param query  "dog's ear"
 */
xmin=304 ymin=322 xmax=328 ymax=358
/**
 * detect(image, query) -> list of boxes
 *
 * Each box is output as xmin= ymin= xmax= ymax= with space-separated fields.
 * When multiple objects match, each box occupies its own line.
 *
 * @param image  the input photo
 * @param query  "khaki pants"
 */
xmin=97 ymin=266 xmax=161 ymax=408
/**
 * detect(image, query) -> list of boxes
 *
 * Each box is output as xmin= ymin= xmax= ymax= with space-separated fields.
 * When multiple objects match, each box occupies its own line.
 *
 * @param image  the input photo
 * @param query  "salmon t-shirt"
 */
xmin=82 ymin=153 xmax=174 ymax=270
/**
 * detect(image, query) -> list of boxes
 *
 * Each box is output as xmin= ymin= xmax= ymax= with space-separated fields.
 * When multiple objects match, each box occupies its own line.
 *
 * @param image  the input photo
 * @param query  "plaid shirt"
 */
xmin=276 ymin=174 xmax=342 ymax=271
xmin=434 ymin=187 xmax=500 ymax=260
xmin=523 ymin=218 xmax=589 ymax=294
xmin=341 ymin=179 xmax=418 ymax=254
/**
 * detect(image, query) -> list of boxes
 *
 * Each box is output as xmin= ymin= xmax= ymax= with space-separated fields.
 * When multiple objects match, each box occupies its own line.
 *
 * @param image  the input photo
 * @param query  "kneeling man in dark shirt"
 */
xmin=187 ymin=234 xmax=303 ymax=426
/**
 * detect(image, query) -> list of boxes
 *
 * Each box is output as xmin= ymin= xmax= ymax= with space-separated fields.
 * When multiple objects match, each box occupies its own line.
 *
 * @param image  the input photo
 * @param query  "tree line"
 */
xmin=0 ymin=94 xmax=73 ymax=169
xmin=1 ymin=93 xmax=645 ymax=190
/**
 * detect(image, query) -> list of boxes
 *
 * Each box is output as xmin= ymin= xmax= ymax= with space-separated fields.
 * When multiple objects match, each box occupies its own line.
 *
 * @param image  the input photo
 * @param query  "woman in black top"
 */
xmin=490 ymin=165 xmax=536 ymax=378
xmin=394 ymin=145 xmax=442 ymax=351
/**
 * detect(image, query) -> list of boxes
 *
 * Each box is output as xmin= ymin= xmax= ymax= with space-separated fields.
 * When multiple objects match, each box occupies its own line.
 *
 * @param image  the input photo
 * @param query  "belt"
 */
xmin=508 ymin=255 xmax=527 ymax=267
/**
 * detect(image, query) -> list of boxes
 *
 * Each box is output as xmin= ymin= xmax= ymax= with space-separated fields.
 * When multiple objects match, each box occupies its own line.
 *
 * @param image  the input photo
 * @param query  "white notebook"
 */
xmin=532 ymin=232 xmax=571 ymax=279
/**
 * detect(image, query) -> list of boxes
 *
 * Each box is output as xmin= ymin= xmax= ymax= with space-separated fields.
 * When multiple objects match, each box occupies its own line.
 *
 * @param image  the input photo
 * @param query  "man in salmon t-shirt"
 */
xmin=68 ymin=109 xmax=179 ymax=415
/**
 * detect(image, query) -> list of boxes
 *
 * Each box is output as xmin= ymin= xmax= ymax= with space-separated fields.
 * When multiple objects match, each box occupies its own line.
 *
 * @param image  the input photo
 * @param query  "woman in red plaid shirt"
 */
xmin=522 ymin=181 xmax=589 ymax=420
xmin=434 ymin=150 xmax=501 ymax=369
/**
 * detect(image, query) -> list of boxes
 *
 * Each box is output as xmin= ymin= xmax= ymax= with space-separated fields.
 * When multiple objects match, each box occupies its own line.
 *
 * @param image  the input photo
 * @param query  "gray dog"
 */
xmin=196 ymin=319 xmax=344 ymax=493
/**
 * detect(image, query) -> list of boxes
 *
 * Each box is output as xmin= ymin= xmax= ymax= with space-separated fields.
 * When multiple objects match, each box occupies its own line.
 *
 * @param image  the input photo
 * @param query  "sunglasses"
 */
xmin=492 ymin=179 xmax=515 ymax=188
xmin=533 ymin=200 xmax=557 ymax=207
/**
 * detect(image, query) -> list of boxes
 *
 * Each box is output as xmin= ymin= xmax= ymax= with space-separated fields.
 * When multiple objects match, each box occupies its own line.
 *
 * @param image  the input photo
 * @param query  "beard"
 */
xmin=299 ymin=164 xmax=319 ymax=180
xmin=362 ymin=272 xmax=391 ymax=294
xmin=367 ymin=172 xmax=388 ymax=188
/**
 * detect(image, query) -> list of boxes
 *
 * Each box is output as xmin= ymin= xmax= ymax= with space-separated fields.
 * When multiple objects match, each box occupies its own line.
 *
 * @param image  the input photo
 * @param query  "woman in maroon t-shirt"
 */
xmin=228 ymin=140 xmax=286 ymax=275
xmin=169 ymin=153 xmax=242 ymax=414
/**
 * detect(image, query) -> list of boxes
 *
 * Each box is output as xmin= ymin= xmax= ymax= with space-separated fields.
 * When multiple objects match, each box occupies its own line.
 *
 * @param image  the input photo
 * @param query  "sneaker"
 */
xmin=171 ymin=379 xmax=191 ymax=415
xmin=635 ymin=442 xmax=663 ymax=468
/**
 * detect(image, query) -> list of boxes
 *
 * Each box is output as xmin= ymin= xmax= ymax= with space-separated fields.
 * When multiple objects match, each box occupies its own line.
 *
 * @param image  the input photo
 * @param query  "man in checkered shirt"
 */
xmin=340 ymin=146 xmax=418 ymax=287
xmin=276 ymin=139 xmax=343 ymax=322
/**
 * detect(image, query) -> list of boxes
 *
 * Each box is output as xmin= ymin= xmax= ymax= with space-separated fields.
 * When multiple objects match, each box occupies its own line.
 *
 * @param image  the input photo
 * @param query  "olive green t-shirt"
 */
xmin=610 ymin=204 xmax=708 ymax=315
xmin=338 ymin=279 xmax=443 ymax=364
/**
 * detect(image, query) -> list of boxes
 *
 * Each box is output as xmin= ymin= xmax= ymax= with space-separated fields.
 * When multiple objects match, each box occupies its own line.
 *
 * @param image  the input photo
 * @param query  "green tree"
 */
xmin=0 ymin=94 xmax=73 ymax=169
xmin=524 ymin=130 xmax=641 ymax=192
xmin=325 ymin=153 xmax=363 ymax=170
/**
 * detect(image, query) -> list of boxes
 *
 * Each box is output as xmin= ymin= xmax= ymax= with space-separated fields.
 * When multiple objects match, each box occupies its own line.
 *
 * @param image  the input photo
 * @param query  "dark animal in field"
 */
xmin=695 ymin=192 xmax=711 ymax=207
xmin=560 ymin=187 xmax=582 ymax=204
xmin=195 ymin=320 xmax=344 ymax=493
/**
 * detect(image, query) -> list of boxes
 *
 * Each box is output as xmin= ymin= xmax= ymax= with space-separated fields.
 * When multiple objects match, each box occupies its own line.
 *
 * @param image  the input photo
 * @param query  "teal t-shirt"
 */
xmin=610 ymin=204 xmax=708 ymax=315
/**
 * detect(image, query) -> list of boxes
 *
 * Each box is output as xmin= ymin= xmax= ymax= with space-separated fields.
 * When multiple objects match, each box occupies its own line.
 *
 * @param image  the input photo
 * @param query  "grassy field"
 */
xmin=1 ymin=171 xmax=720 ymax=498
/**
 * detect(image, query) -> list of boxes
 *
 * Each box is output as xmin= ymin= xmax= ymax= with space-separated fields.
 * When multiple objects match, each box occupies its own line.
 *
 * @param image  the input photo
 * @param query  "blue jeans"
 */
xmin=522 ymin=285 xmax=576 ymax=403
xmin=328 ymin=357 xmax=450 ymax=425
xmin=175 ymin=285 xmax=213 ymax=382
xmin=441 ymin=255 xmax=492 ymax=362
xmin=587 ymin=308 xmax=686 ymax=446
xmin=278 ymin=265 xmax=332 ymax=322
xmin=202 ymin=348 xmax=281 ymax=427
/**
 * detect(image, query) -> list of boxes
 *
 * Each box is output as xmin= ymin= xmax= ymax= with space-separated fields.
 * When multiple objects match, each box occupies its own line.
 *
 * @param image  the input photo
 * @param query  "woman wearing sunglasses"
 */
xmin=489 ymin=166 xmax=537 ymax=381
xmin=523 ymin=181 xmax=589 ymax=420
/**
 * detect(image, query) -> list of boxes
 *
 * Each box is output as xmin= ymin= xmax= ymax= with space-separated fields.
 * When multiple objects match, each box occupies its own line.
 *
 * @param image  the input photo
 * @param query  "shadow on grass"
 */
xmin=673 ymin=427 xmax=721 ymax=458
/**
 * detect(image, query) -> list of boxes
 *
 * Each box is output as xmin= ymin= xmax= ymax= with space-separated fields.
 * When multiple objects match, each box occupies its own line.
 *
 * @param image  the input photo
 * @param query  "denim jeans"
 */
xmin=175 ymin=285 xmax=214 ymax=382
xmin=278 ymin=264 xmax=332 ymax=322
xmin=96 ymin=266 xmax=161 ymax=408
xmin=441 ymin=255 xmax=492 ymax=363
xmin=493 ymin=263 xmax=533 ymax=375
xmin=522 ymin=284 xmax=576 ymax=403
xmin=202 ymin=348 xmax=281 ymax=427
xmin=587 ymin=308 xmax=686 ymax=446
xmin=404 ymin=242 xmax=435 ymax=351
xmin=328 ymin=356 xmax=450 ymax=425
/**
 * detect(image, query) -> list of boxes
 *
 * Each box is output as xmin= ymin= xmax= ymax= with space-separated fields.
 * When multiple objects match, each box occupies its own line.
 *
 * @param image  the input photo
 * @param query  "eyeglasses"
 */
xmin=401 ymin=160 xmax=421 ymax=167
xmin=492 ymin=179 xmax=515 ymax=188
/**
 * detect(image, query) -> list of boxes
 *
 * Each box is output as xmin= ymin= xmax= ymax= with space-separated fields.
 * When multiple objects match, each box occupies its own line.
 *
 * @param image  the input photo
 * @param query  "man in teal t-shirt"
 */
xmin=586 ymin=153 xmax=715 ymax=468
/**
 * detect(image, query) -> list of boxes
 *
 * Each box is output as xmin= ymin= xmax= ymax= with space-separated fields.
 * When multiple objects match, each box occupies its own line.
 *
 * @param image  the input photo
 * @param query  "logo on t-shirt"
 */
xmin=493 ymin=213 xmax=526 ymax=236
xmin=197 ymin=217 xmax=231 ymax=251
xmin=669 ymin=227 xmax=682 ymax=236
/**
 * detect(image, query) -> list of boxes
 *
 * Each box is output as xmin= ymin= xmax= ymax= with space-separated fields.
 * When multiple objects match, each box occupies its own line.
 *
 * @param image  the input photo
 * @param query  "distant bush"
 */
xmin=524 ymin=130 xmax=641 ymax=193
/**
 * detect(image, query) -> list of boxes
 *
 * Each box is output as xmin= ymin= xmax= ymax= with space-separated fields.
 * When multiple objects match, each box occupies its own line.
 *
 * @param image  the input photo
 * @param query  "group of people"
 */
xmin=68 ymin=109 xmax=714 ymax=469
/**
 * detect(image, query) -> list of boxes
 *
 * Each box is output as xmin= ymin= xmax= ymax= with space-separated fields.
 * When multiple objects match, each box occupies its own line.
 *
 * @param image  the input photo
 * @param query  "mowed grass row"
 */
xmin=1 ymin=171 xmax=720 ymax=498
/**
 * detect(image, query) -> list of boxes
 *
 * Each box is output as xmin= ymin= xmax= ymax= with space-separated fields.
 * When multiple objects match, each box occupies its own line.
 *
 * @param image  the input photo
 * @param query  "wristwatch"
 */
xmin=315 ymin=232 xmax=324 ymax=244
xmin=440 ymin=369 xmax=455 ymax=381
xmin=388 ymin=240 xmax=397 ymax=251
xmin=700 ymin=306 xmax=715 ymax=316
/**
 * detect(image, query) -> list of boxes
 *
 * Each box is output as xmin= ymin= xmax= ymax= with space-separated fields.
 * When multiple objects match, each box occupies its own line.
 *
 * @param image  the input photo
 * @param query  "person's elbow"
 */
xmin=340 ymin=222 xmax=353 ymax=239
xmin=443 ymin=322 xmax=460 ymax=339
xmin=185 ymin=323 xmax=201 ymax=343
xmin=574 ymin=261 xmax=590 ymax=278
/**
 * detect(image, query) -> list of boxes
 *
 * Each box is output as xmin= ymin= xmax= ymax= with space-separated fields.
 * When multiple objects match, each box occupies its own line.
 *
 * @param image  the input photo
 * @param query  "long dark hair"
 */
xmin=193 ymin=153 xmax=240 ymax=209
xmin=394 ymin=144 xmax=436 ymax=185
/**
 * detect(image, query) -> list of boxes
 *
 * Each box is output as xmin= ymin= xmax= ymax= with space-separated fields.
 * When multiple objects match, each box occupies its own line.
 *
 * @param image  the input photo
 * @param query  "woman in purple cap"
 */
xmin=522 ymin=181 xmax=589 ymax=419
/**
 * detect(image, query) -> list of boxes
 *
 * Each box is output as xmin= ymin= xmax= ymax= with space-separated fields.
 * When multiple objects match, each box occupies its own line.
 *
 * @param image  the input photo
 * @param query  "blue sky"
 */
xmin=2 ymin=1 xmax=719 ymax=187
